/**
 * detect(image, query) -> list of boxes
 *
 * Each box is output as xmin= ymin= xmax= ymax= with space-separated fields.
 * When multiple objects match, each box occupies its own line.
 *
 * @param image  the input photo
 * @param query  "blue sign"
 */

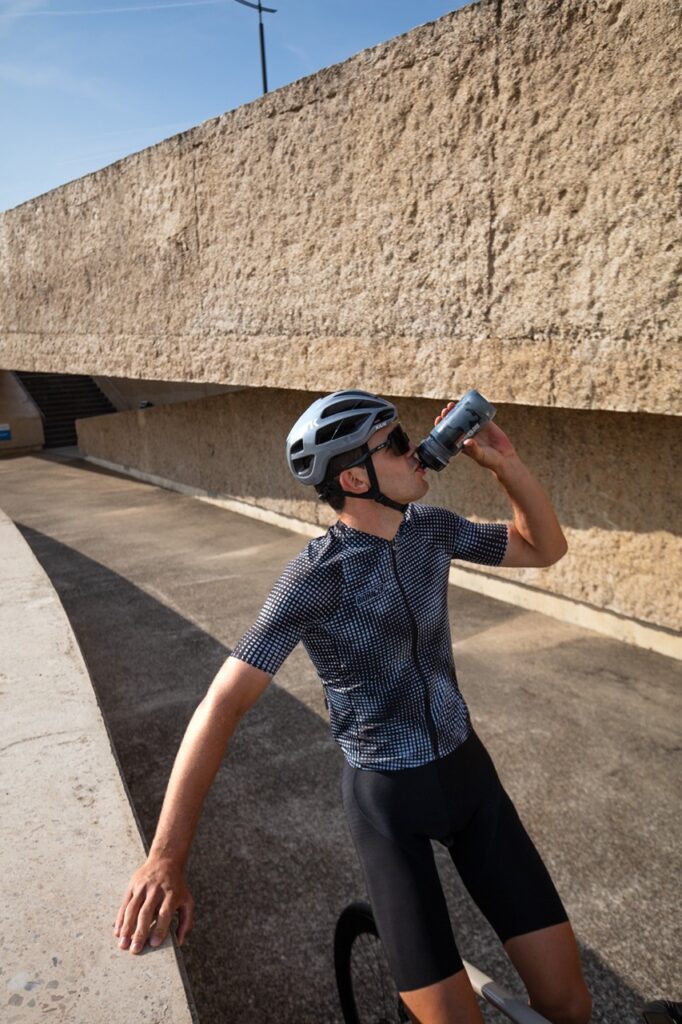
xmin=0 ymin=424 xmax=11 ymax=441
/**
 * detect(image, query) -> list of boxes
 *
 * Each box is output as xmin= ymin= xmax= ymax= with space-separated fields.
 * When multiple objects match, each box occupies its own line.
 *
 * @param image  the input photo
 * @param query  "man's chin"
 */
xmin=409 ymin=477 xmax=429 ymax=500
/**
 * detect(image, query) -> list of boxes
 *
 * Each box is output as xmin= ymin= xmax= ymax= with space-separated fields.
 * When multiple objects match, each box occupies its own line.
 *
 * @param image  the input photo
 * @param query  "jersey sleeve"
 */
xmin=231 ymin=553 xmax=316 ymax=676
xmin=416 ymin=504 xmax=509 ymax=566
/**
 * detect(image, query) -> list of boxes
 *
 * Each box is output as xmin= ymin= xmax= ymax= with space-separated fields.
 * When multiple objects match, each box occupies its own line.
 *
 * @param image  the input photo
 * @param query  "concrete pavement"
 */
xmin=1 ymin=448 xmax=679 ymax=1023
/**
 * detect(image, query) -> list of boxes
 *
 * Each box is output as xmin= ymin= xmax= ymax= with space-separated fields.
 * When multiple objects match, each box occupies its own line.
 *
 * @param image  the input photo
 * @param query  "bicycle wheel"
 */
xmin=334 ymin=901 xmax=410 ymax=1024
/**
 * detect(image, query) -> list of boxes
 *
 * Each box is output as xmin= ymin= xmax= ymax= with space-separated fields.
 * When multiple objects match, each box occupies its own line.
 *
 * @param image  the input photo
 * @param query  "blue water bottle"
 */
xmin=416 ymin=390 xmax=496 ymax=472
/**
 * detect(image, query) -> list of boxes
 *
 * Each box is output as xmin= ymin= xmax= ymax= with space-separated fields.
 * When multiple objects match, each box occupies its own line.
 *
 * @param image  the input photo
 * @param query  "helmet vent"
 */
xmin=290 ymin=439 xmax=304 ymax=454
xmin=316 ymin=416 xmax=364 ymax=445
xmin=294 ymin=454 xmax=313 ymax=474
xmin=320 ymin=397 xmax=375 ymax=419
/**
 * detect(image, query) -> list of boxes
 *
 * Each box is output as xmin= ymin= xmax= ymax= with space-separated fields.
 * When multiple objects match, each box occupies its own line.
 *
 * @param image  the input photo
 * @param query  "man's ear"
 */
xmin=338 ymin=466 xmax=370 ymax=495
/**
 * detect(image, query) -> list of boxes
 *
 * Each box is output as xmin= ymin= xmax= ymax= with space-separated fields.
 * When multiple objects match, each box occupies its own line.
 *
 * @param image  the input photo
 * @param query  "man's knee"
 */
xmin=533 ymin=982 xmax=592 ymax=1024
xmin=399 ymin=968 xmax=484 ymax=1024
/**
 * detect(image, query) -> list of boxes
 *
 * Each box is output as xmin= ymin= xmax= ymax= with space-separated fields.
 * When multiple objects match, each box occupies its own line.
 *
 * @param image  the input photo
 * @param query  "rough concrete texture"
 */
xmin=76 ymin=387 xmax=682 ymax=633
xmin=1 ymin=0 xmax=680 ymax=413
xmin=0 ymin=370 xmax=43 ymax=453
xmin=0 ymin=509 xmax=196 ymax=1024
xmin=0 ymin=450 xmax=679 ymax=1023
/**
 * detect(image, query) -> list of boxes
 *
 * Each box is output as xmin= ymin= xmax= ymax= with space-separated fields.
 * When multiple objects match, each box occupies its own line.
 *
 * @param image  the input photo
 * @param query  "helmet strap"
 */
xmin=338 ymin=445 xmax=408 ymax=514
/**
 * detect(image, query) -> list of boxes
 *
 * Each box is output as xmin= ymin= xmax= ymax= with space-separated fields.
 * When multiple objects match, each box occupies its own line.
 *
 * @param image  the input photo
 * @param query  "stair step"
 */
xmin=41 ymin=413 xmax=108 ymax=425
xmin=22 ymin=389 xmax=112 ymax=401
xmin=14 ymin=371 xmax=117 ymax=450
xmin=35 ymin=401 xmax=112 ymax=412
xmin=18 ymin=373 xmax=93 ymax=382
xmin=36 ymin=398 xmax=113 ymax=408
xmin=32 ymin=403 xmax=114 ymax=415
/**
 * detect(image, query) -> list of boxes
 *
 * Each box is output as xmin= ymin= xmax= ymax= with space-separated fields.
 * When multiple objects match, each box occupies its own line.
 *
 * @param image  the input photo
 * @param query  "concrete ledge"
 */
xmin=84 ymin=454 xmax=682 ymax=662
xmin=0 ymin=508 xmax=197 ymax=1023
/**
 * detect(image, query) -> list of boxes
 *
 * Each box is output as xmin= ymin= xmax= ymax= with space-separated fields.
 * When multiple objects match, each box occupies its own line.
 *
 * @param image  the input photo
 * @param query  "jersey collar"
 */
xmin=333 ymin=504 xmax=413 ymax=545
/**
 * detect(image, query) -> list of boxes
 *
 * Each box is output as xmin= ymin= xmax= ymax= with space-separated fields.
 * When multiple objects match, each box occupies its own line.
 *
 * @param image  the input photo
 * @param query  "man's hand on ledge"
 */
xmin=114 ymin=856 xmax=194 ymax=955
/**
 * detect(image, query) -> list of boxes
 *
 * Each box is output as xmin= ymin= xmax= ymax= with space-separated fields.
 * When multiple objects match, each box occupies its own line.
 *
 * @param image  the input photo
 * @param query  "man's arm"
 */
xmin=114 ymin=656 xmax=271 ymax=954
xmin=434 ymin=402 xmax=568 ymax=569
xmin=493 ymin=453 xmax=568 ymax=568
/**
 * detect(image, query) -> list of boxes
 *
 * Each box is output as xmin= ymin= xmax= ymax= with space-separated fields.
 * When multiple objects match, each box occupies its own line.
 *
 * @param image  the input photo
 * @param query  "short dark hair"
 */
xmin=315 ymin=445 xmax=366 ymax=512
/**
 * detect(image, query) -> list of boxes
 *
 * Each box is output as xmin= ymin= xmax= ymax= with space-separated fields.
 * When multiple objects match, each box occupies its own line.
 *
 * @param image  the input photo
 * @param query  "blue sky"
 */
xmin=1 ymin=0 xmax=471 ymax=212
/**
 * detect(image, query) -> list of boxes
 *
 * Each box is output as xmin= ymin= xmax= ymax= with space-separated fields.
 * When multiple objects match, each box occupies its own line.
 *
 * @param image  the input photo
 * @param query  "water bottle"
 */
xmin=416 ymin=390 xmax=496 ymax=472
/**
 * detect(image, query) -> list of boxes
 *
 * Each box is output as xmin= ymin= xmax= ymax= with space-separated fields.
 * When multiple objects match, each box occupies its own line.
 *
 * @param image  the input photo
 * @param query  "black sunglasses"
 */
xmin=342 ymin=423 xmax=411 ymax=471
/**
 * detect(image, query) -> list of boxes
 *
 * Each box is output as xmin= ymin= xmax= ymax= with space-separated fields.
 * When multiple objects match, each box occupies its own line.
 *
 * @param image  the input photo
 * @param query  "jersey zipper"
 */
xmin=389 ymin=544 xmax=440 ymax=760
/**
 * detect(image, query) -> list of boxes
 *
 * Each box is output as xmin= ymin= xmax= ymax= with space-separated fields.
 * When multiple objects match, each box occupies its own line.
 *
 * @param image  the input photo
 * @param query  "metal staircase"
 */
xmin=14 ymin=372 xmax=116 ymax=448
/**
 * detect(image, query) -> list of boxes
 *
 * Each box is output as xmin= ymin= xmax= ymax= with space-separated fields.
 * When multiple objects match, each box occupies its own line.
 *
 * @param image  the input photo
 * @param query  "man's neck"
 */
xmin=337 ymin=500 xmax=406 ymax=542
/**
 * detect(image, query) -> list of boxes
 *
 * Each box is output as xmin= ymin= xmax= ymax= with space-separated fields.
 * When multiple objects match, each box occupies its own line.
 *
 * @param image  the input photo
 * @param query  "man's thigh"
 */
xmin=342 ymin=762 xmax=463 ymax=992
xmin=447 ymin=781 xmax=568 ymax=943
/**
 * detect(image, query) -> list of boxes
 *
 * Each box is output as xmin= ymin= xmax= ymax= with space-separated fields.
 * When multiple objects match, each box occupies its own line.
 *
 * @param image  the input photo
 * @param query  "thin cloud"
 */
xmin=71 ymin=120 xmax=192 ymax=142
xmin=283 ymin=42 xmax=311 ymax=67
xmin=0 ymin=0 xmax=44 ymax=36
xmin=50 ymin=148 xmax=147 ymax=170
xmin=51 ymin=122 xmax=196 ymax=165
xmin=0 ymin=60 xmax=123 ymax=108
xmin=0 ymin=0 xmax=233 ymax=15
xmin=0 ymin=0 xmax=44 ymax=15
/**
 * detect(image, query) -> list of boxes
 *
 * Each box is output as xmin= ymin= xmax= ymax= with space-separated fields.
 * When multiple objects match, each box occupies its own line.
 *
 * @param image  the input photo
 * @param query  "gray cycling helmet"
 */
xmin=286 ymin=390 xmax=398 ymax=487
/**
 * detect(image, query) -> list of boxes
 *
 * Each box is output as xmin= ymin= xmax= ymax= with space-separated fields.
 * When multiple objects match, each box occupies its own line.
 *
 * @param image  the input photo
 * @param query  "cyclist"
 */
xmin=114 ymin=389 xmax=592 ymax=1024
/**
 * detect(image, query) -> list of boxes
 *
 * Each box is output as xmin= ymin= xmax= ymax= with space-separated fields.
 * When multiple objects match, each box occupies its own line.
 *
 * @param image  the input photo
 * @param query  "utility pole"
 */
xmin=233 ymin=0 xmax=277 ymax=95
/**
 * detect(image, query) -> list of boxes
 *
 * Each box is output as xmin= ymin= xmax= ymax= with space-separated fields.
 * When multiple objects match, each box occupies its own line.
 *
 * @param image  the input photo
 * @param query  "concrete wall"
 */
xmin=0 ymin=370 xmax=44 ymax=454
xmin=76 ymin=388 xmax=682 ymax=637
xmin=1 ymin=0 xmax=679 ymax=414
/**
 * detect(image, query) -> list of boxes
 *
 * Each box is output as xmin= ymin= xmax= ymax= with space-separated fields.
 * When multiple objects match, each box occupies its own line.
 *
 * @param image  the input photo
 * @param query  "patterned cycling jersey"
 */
xmin=231 ymin=503 xmax=509 ymax=770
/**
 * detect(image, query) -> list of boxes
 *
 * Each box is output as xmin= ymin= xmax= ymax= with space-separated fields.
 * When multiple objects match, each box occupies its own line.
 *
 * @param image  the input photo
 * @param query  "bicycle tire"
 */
xmin=334 ymin=901 xmax=410 ymax=1024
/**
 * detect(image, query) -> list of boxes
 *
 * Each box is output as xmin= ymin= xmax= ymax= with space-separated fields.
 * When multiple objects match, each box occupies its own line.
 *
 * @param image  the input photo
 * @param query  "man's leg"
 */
xmin=443 ymin=740 xmax=591 ymax=1024
xmin=399 ymin=968 xmax=484 ymax=1024
xmin=504 ymin=921 xmax=592 ymax=1024
xmin=342 ymin=760 xmax=481 ymax=1022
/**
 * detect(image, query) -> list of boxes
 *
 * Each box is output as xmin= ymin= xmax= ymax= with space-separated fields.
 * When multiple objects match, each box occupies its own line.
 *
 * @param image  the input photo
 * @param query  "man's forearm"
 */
xmin=147 ymin=692 xmax=240 ymax=869
xmin=494 ymin=453 xmax=568 ymax=563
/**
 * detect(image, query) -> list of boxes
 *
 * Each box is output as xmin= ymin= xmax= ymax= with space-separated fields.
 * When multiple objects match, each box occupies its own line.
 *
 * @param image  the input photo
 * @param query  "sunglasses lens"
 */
xmin=389 ymin=425 xmax=411 ymax=455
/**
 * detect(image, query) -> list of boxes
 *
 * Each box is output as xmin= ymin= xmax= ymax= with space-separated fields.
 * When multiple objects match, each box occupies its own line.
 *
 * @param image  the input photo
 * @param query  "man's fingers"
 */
xmin=149 ymin=892 xmax=195 ymax=948
xmin=434 ymin=401 xmax=456 ymax=426
xmin=176 ymin=899 xmax=195 ymax=946
xmin=129 ymin=889 xmax=166 ymax=953
xmin=114 ymin=888 xmax=133 ymax=937
xmin=117 ymin=887 xmax=147 ymax=949
xmin=119 ymin=886 xmax=162 ymax=953
xmin=149 ymin=894 xmax=176 ymax=948
xmin=115 ymin=866 xmax=194 ymax=955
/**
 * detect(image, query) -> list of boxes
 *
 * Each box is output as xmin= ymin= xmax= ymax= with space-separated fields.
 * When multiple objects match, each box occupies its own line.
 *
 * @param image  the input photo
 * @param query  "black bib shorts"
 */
xmin=341 ymin=728 xmax=569 ymax=993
